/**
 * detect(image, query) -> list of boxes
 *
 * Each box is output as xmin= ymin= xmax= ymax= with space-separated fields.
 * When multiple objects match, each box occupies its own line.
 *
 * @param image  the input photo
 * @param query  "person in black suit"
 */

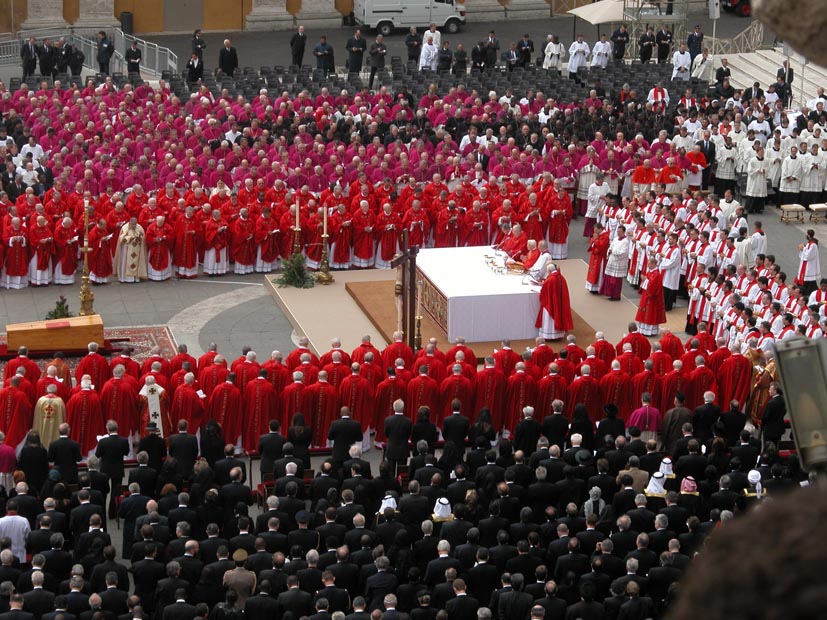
xmin=423 ymin=541 xmax=460 ymax=588
xmin=22 ymin=571 xmax=53 ymax=620
xmin=185 ymin=53 xmax=203 ymax=84
xmin=116 ymin=483 xmax=148 ymax=557
xmin=290 ymin=26 xmax=308 ymax=67
xmin=760 ymin=382 xmax=786 ymax=447
xmin=258 ymin=420 xmax=287 ymax=480
xmin=48 ymin=425 xmax=82 ymax=485
xmin=542 ymin=400 xmax=569 ymax=450
xmin=1 ymin=594 xmax=33 ymax=620
xmin=513 ymin=407 xmax=541 ymax=456
xmin=128 ymin=452 xmax=158 ymax=501
xmin=130 ymin=547 xmax=165 ymax=615
xmin=444 ymin=579 xmax=478 ymax=620
xmin=21 ymin=38 xmax=38 ymax=80
xmin=730 ymin=431 xmax=760 ymax=470
xmin=383 ymin=401 xmax=412 ymax=477
xmin=364 ymin=556 xmax=398 ymax=612
xmin=328 ymin=408 xmax=363 ymax=467
xmin=219 ymin=468 xmax=253 ymax=523
xmin=161 ymin=589 xmax=196 ymax=620
xmin=98 ymin=573 xmax=128 ymax=616
xmin=168 ymin=421 xmax=199 ymax=478
xmin=217 ymin=39 xmax=239 ymax=77
xmin=442 ymin=400 xmax=470 ymax=448
xmin=94 ymin=422 xmax=129 ymax=519
xmin=138 ymin=423 xmax=167 ymax=471
xmin=277 ymin=575 xmax=313 ymax=620
xmin=214 ymin=445 xmax=247 ymax=487
xmin=244 ymin=579 xmax=279 ymax=620
xmin=70 ymin=492 xmax=106 ymax=544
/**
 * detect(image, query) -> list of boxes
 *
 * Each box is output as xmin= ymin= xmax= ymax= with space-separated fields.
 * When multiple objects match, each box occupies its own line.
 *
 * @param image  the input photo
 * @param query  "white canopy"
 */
xmin=567 ymin=0 xmax=626 ymax=25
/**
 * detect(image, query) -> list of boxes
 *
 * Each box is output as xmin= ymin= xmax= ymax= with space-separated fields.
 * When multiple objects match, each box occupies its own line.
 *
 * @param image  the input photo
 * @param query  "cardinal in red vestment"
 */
xmin=632 ymin=364 xmax=662 ymax=409
xmin=100 ymin=369 xmax=139 ymax=438
xmin=172 ymin=208 xmax=201 ymax=278
xmin=504 ymin=364 xmax=539 ymax=435
xmin=536 ymin=366 xmax=569 ymax=421
xmin=171 ymin=375 xmax=205 ymax=432
xmin=261 ymin=354 xmax=290 ymax=396
xmin=473 ymin=361 xmax=506 ymax=428
xmin=375 ymin=205 xmax=401 ymax=268
xmin=53 ymin=217 xmax=79 ymax=284
xmin=35 ymin=371 xmax=71 ymax=404
xmin=87 ymin=220 xmax=114 ymax=282
xmin=688 ymin=360 xmax=718 ymax=409
xmin=659 ymin=361 xmax=692 ymax=413
xmin=339 ymin=365 xmax=374 ymax=433
xmin=439 ymin=367 xmax=475 ymax=419
xmin=373 ymin=370 xmax=407 ymax=445
xmin=599 ymin=362 xmax=634 ymax=420
xmin=206 ymin=377 xmax=242 ymax=443
xmin=585 ymin=225 xmax=610 ymax=293
xmin=281 ymin=375 xmax=305 ymax=431
xmin=242 ymin=371 xmax=278 ymax=452
xmin=536 ymin=264 xmax=575 ymax=341
xmin=329 ymin=205 xmax=353 ymax=269
xmin=66 ymin=380 xmax=104 ymax=456
xmin=301 ymin=372 xmax=340 ymax=447
xmin=718 ymin=349 xmax=754 ymax=410
xmin=381 ymin=334 xmax=415 ymax=372
xmin=231 ymin=211 xmax=256 ymax=272
xmin=635 ymin=262 xmax=667 ymax=336
xmin=235 ymin=353 xmax=262 ymax=394
xmin=145 ymin=216 xmax=174 ymax=280
xmin=75 ymin=344 xmax=112 ymax=393
xmin=0 ymin=378 xmax=33 ymax=451
xmin=2 ymin=218 xmax=29 ymax=287
xmin=4 ymin=350 xmax=41 ymax=383
xmin=566 ymin=369 xmax=602 ymax=422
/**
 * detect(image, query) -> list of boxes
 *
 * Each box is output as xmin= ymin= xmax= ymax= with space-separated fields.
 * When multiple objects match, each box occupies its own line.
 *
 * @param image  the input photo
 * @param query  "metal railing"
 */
xmin=0 ymin=26 xmax=176 ymax=79
xmin=705 ymin=19 xmax=765 ymax=55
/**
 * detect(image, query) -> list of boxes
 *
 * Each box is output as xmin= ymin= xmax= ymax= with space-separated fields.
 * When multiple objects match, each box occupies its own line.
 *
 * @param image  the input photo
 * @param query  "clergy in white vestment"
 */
xmin=567 ymin=36 xmax=590 ymax=78
xmin=591 ymin=35 xmax=611 ymax=69
xmin=599 ymin=226 xmax=630 ymax=301
xmin=672 ymin=44 xmax=692 ymax=81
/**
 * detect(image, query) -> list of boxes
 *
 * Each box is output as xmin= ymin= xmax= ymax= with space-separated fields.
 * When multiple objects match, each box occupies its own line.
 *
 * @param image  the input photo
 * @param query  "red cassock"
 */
xmin=329 ymin=211 xmax=353 ymax=265
xmin=718 ymin=354 xmax=754 ymax=410
xmin=464 ymin=208 xmax=490 ymax=246
xmin=536 ymin=271 xmax=575 ymax=334
xmin=199 ymin=364 xmax=229 ymax=399
xmin=566 ymin=375 xmax=602 ymax=422
xmin=171 ymin=385 xmax=205 ymax=431
xmin=375 ymin=211 xmax=401 ymax=262
xmin=231 ymin=217 xmax=256 ymax=266
xmin=87 ymin=225 xmax=113 ymax=278
xmin=207 ymin=381 xmax=242 ymax=442
xmin=281 ymin=381 xmax=305 ymax=430
xmin=75 ymin=353 xmax=112 ymax=393
xmin=660 ymin=369 xmax=692 ymax=413
xmin=0 ymin=387 xmax=33 ymax=449
xmin=242 ymin=377 xmax=278 ymax=452
xmin=2 ymin=226 xmax=28 ymax=277
xmin=53 ymin=223 xmax=79 ymax=277
xmin=708 ymin=348 xmax=731 ymax=375
xmin=635 ymin=270 xmax=667 ymax=329
xmin=504 ymin=371 xmax=539 ymax=434
xmin=381 ymin=341 xmax=415 ymax=371
xmin=339 ymin=374 xmax=374 ymax=432
xmin=170 ymin=353 xmax=198 ymax=375
xmin=648 ymin=351 xmax=673 ymax=376
xmin=145 ymin=222 xmax=173 ymax=271
xmin=413 ymin=355 xmax=447 ymax=384
xmin=29 ymin=224 xmax=54 ymax=271
xmin=351 ymin=210 xmax=376 ymax=261
xmin=616 ymin=332 xmax=653 ymax=360
xmin=301 ymin=380 xmax=340 ymax=447
xmin=319 ymin=348 xmax=352 ymax=368
xmin=577 ymin=357 xmax=607 ymax=381
xmin=4 ymin=357 xmax=41 ymax=383
xmin=261 ymin=360 xmax=290 ymax=397
xmin=439 ymin=374 xmax=475 ymax=418
xmin=658 ymin=332 xmax=685 ymax=363
xmin=599 ymin=370 xmax=634 ymax=420
xmin=304 ymin=213 xmax=323 ymax=263
xmin=586 ymin=232 xmax=610 ymax=288
xmin=537 ymin=374 xmax=569 ymax=420
xmin=255 ymin=215 xmax=282 ymax=262
xmin=592 ymin=340 xmax=616 ymax=367
xmin=547 ymin=194 xmax=573 ymax=244
xmin=6 ymin=376 xmax=35 ymax=408
xmin=472 ymin=367 xmax=506 ymax=428
xmin=205 ymin=217 xmax=230 ymax=253
xmin=66 ymin=388 xmax=104 ymax=455
xmin=494 ymin=349 xmax=521 ymax=378
xmin=373 ymin=376 xmax=407 ymax=444
xmin=100 ymin=377 xmax=138 ymax=437
xmin=35 ymin=377 xmax=71 ymax=404
xmin=434 ymin=209 xmax=463 ymax=248
xmin=322 ymin=363 xmax=350 ymax=390
xmin=402 ymin=209 xmax=430 ymax=247
xmin=173 ymin=216 xmax=201 ymax=270
xmin=141 ymin=355 xmax=171 ymax=378
xmin=615 ymin=351 xmax=644 ymax=377
xmin=406 ymin=373 xmax=440 ymax=423
xmin=110 ymin=355 xmax=141 ymax=380
xmin=234 ymin=361 xmax=261 ymax=393
xmin=285 ymin=346 xmax=319 ymax=371
xmin=688 ymin=365 xmax=718 ymax=409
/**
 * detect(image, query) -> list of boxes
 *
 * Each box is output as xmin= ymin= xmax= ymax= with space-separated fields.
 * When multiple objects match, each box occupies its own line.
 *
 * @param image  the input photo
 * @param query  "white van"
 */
xmin=354 ymin=0 xmax=466 ymax=37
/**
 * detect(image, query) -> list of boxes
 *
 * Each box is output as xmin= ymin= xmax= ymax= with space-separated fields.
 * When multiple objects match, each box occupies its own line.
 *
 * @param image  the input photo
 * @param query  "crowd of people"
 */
xmin=0 ymin=315 xmax=802 ymax=620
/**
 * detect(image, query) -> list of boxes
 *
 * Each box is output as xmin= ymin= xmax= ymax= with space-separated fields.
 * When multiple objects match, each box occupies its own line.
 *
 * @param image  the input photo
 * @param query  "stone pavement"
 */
xmin=144 ymin=14 xmax=773 ymax=74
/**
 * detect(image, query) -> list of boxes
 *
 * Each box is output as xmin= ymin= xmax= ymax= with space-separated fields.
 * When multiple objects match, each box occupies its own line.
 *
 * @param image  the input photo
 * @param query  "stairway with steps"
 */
xmin=726 ymin=48 xmax=827 ymax=108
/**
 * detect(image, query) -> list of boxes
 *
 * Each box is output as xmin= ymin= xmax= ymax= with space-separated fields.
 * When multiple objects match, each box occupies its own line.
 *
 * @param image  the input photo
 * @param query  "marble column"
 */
xmin=296 ymin=0 xmax=342 ymax=29
xmin=246 ymin=0 xmax=296 ymax=31
xmin=73 ymin=0 xmax=120 ymax=34
xmin=20 ymin=0 xmax=70 ymax=31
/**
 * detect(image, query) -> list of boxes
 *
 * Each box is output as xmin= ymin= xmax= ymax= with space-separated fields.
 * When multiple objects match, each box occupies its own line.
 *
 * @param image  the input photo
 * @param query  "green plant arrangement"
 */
xmin=277 ymin=252 xmax=315 ymax=289
xmin=45 ymin=295 xmax=75 ymax=319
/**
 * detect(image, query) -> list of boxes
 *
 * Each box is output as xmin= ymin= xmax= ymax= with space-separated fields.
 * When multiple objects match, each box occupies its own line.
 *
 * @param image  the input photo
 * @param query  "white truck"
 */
xmin=353 ymin=0 xmax=466 ymax=37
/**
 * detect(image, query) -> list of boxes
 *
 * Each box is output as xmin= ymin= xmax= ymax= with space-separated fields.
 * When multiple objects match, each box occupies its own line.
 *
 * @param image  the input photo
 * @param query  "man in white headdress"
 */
xmin=433 ymin=497 xmax=453 ymax=522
